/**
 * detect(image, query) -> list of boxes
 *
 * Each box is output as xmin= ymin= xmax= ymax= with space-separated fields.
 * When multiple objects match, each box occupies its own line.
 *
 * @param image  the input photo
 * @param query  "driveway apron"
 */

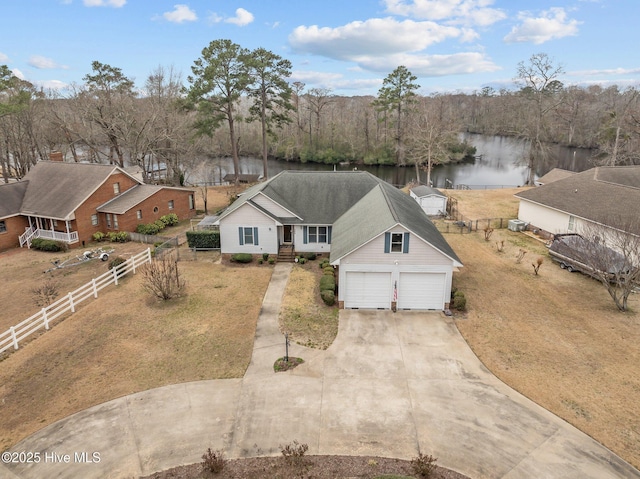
xmin=3 ymin=264 xmax=639 ymax=479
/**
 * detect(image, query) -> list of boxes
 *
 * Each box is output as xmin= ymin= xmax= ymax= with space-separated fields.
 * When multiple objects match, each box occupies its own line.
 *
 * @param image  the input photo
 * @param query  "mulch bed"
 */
xmin=142 ymin=455 xmax=472 ymax=479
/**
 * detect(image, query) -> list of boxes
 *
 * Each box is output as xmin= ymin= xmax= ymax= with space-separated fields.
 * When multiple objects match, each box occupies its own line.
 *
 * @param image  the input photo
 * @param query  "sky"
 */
xmin=2 ymin=0 xmax=640 ymax=97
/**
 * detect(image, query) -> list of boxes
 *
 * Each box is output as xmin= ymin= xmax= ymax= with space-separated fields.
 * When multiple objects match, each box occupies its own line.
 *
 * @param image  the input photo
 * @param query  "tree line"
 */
xmin=1 ymin=46 xmax=639 ymax=187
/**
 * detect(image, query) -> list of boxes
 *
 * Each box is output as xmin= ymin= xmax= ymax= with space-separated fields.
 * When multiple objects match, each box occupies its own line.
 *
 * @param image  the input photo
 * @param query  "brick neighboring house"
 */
xmin=0 ymin=161 xmax=196 ymax=251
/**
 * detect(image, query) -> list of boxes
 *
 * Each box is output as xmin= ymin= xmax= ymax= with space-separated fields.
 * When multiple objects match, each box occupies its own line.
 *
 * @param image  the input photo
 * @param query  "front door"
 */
xmin=283 ymin=225 xmax=293 ymax=243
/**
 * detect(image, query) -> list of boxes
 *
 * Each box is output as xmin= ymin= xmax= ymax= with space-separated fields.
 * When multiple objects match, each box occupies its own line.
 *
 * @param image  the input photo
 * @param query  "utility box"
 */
xmin=508 ymin=219 xmax=526 ymax=232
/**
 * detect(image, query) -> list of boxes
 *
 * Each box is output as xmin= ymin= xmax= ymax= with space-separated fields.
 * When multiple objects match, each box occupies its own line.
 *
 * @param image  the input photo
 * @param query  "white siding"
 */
xmin=517 ymin=200 xmax=573 ymax=235
xmin=340 ymin=225 xmax=451 ymax=266
xmin=292 ymin=225 xmax=332 ymax=253
xmin=219 ymin=203 xmax=278 ymax=254
xmin=418 ymin=196 xmax=447 ymax=216
xmin=252 ymin=193 xmax=297 ymax=218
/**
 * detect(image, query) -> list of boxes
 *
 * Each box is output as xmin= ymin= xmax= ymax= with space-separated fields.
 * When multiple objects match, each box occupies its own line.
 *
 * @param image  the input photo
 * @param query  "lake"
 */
xmin=185 ymin=133 xmax=595 ymax=189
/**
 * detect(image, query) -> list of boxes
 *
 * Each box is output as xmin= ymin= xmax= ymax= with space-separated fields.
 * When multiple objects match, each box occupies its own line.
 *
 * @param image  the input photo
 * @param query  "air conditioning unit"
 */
xmin=508 ymin=219 xmax=526 ymax=232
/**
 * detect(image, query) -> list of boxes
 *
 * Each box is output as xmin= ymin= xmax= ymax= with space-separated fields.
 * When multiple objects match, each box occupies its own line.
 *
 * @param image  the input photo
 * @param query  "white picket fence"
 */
xmin=0 ymin=248 xmax=152 ymax=355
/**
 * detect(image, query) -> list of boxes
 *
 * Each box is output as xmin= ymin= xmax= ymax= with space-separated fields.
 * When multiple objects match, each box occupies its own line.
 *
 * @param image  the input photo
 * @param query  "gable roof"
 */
xmin=218 ymin=170 xmax=382 ymax=224
xmin=330 ymin=181 xmax=462 ymax=265
xmin=97 ymin=184 xmax=165 ymax=214
xmin=535 ymin=168 xmax=576 ymax=185
xmin=0 ymin=181 xmax=29 ymax=219
xmin=410 ymin=185 xmax=446 ymax=197
xmin=19 ymin=161 xmax=141 ymax=220
xmin=515 ymin=166 xmax=640 ymax=233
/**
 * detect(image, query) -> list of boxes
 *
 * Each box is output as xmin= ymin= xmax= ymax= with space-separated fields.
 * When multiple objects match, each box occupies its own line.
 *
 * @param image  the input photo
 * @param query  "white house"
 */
xmin=215 ymin=171 xmax=462 ymax=310
xmin=409 ymin=185 xmax=448 ymax=216
xmin=515 ymin=166 xmax=640 ymax=237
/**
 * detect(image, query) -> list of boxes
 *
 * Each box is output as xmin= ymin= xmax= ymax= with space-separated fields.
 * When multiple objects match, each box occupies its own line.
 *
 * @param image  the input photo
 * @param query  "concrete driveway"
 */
xmin=3 ymin=264 xmax=639 ymax=479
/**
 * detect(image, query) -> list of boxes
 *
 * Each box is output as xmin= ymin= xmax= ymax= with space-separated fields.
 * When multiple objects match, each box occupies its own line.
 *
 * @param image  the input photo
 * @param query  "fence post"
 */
xmin=131 ymin=255 xmax=136 ymax=275
xmin=113 ymin=266 xmax=119 ymax=286
xmin=43 ymin=308 xmax=50 ymax=330
xmin=68 ymin=292 xmax=75 ymax=313
xmin=10 ymin=326 xmax=18 ymax=350
xmin=92 ymin=278 xmax=98 ymax=298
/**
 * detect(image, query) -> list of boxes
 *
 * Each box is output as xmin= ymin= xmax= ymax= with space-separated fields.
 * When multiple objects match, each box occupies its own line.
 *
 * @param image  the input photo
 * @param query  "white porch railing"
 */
xmin=19 ymin=228 xmax=79 ymax=248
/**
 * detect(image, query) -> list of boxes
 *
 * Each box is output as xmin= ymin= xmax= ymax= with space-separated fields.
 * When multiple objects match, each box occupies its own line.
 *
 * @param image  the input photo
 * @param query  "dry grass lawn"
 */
xmin=0 ymin=261 xmax=272 ymax=451
xmin=279 ymin=261 xmax=339 ymax=350
xmin=447 ymin=188 xmax=640 ymax=469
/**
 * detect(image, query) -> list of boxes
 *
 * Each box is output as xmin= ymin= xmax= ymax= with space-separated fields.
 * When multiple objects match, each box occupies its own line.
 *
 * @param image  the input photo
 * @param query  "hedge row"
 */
xmin=136 ymin=213 xmax=179 ymax=235
xmin=31 ymin=238 xmax=68 ymax=252
xmin=186 ymin=230 xmax=220 ymax=249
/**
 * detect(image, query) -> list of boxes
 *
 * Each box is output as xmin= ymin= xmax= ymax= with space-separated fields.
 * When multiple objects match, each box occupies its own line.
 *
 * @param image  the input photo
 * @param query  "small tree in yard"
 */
xmin=532 ymin=257 xmax=543 ymax=275
xmin=580 ymin=217 xmax=640 ymax=311
xmin=141 ymin=257 xmax=185 ymax=300
xmin=31 ymin=278 xmax=59 ymax=307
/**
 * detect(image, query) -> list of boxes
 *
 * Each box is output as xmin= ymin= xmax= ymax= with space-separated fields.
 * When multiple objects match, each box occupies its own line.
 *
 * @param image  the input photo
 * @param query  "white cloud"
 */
xmin=11 ymin=68 xmax=25 ymax=80
xmin=358 ymin=51 xmax=501 ymax=77
xmin=383 ymin=0 xmax=506 ymax=26
xmin=289 ymin=70 xmax=381 ymax=94
xmin=28 ymin=55 xmax=68 ymax=70
xmin=83 ymin=0 xmax=126 ymax=7
xmin=225 ymin=8 xmax=254 ymax=26
xmin=163 ymin=4 xmax=197 ymax=23
xmin=504 ymin=8 xmax=580 ymax=45
xmin=569 ymin=67 xmax=640 ymax=77
xmin=0 ymin=52 xmax=9 ymax=62
xmin=290 ymin=18 xmax=461 ymax=59
xmin=35 ymin=79 xmax=69 ymax=90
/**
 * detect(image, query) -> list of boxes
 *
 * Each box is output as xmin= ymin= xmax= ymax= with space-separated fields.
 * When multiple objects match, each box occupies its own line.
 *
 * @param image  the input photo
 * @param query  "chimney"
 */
xmin=50 ymin=151 xmax=64 ymax=162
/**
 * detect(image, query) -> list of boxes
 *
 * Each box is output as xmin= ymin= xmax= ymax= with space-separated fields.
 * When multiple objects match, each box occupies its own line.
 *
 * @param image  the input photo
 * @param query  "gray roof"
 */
xmin=20 ymin=161 xmax=139 ymax=220
xmin=535 ymin=168 xmax=576 ymax=185
xmin=330 ymin=181 xmax=462 ymax=265
xmin=97 ymin=184 xmax=164 ymax=214
xmin=0 ymin=181 xmax=28 ymax=218
xmin=411 ymin=185 xmax=445 ymax=197
xmin=515 ymin=166 xmax=640 ymax=234
xmin=218 ymin=171 xmax=382 ymax=224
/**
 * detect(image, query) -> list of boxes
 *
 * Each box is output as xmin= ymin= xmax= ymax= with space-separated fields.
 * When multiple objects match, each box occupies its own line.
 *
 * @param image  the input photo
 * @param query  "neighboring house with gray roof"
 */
xmin=0 ymin=161 xmax=196 ymax=251
xmin=534 ymin=168 xmax=576 ymax=186
xmin=216 ymin=170 xmax=462 ymax=310
xmin=515 ymin=166 xmax=640 ymax=237
xmin=409 ymin=185 xmax=448 ymax=216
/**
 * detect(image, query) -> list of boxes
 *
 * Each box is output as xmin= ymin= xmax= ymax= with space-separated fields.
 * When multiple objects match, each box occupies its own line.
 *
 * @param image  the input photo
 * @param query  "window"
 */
xmin=168 ymin=200 xmax=174 ymax=210
xmin=113 ymin=215 xmax=119 ymax=230
xmin=568 ymin=215 xmax=576 ymax=231
xmin=106 ymin=214 xmax=112 ymax=229
xmin=0 ymin=220 xmax=6 ymax=234
xmin=153 ymin=206 xmax=159 ymax=213
xmin=306 ymin=226 xmax=329 ymax=243
xmin=238 ymin=227 xmax=259 ymax=246
xmin=384 ymin=232 xmax=409 ymax=254
xmin=113 ymin=182 xmax=120 ymax=195
xmin=188 ymin=194 xmax=194 ymax=210
xmin=391 ymin=233 xmax=404 ymax=252
xmin=91 ymin=214 xmax=99 ymax=226
xmin=136 ymin=210 xmax=142 ymax=220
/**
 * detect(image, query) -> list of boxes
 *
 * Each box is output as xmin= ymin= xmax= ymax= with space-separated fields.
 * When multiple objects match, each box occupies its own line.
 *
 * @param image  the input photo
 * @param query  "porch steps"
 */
xmin=277 ymin=245 xmax=296 ymax=263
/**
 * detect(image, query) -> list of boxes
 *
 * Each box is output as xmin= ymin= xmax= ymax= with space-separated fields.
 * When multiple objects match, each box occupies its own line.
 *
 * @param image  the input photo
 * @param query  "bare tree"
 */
xmin=579 ymin=217 xmax=640 ymax=311
xmin=514 ymin=53 xmax=565 ymax=184
xmin=141 ymin=256 xmax=186 ymax=300
xmin=306 ymin=87 xmax=334 ymax=152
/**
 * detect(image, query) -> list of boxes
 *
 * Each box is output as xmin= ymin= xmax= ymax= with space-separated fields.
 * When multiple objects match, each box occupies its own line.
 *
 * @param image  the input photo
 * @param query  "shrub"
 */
xmin=268 ymin=257 xmax=275 ymax=265
xmin=160 ymin=213 xmax=179 ymax=227
xmin=321 ymin=289 xmax=335 ymax=306
xmin=318 ymin=260 xmax=329 ymax=269
xmin=108 ymin=256 xmax=126 ymax=271
xmin=154 ymin=219 xmax=165 ymax=230
xmin=92 ymin=232 xmax=106 ymax=242
xmin=411 ymin=453 xmax=438 ymax=478
xmin=231 ymin=253 xmax=253 ymax=263
xmin=136 ymin=223 xmax=160 ymax=235
xmin=279 ymin=440 xmax=309 ymax=467
xmin=262 ymin=252 xmax=269 ymax=261
xmin=201 ymin=448 xmax=226 ymax=474
xmin=323 ymin=266 xmax=335 ymax=275
xmin=141 ymin=257 xmax=186 ymax=300
xmin=304 ymin=252 xmax=316 ymax=260
xmin=186 ymin=230 xmax=220 ymax=249
xmin=319 ymin=274 xmax=335 ymax=292
xmin=31 ymin=278 xmax=60 ymax=307
xmin=107 ymin=231 xmax=129 ymax=243
xmin=453 ymin=291 xmax=466 ymax=311
xmin=299 ymin=257 xmax=307 ymax=265
xmin=31 ymin=238 xmax=67 ymax=252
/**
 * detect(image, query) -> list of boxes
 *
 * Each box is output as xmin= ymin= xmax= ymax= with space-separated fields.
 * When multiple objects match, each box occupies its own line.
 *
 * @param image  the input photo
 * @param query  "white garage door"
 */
xmin=398 ymin=272 xmax=446 ymax=310
xmin=344 ymin=272 xmax=391 ymax=309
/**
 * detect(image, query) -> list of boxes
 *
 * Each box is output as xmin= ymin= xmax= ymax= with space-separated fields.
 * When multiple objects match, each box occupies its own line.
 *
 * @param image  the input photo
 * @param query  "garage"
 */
xmin=397 ymin=272 xmax=446 ymax=310
xmin=344 ymin=271 xmax=391 ymax=309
